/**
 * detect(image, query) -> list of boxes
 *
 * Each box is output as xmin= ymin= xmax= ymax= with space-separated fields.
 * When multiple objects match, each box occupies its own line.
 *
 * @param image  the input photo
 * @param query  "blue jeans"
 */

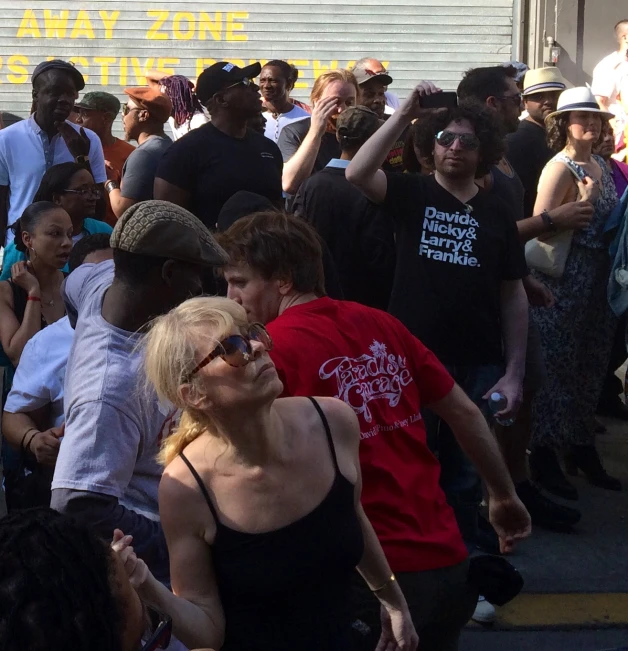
xmin=424 ymin=363 xmax=503 ymax=547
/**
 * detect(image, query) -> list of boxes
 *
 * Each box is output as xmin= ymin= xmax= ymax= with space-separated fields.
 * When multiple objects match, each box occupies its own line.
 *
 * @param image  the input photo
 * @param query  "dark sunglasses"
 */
xmin=122 ymin=103 xmax=142 ymax=117
xmin=140 ymin=607 xmax=172 ymax=651
xmin=435 ymin=130 xmax=480 ymax=151
xmin=495 ymin=93 xmax=523 ymax=106
xmin=63 ymin=186 xmax=102 ymax=198
xmin=186 ymin=323 xmax=273 ymax=380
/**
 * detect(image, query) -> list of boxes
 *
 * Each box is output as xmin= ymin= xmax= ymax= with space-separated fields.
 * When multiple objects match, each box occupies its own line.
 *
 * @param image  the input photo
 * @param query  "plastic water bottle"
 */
xmin=488 ymin=392 xmax=515 ymax=426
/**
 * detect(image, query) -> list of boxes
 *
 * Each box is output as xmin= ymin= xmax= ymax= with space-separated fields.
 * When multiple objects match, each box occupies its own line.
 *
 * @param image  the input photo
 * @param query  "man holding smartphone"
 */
xmin=346 ymin=87 xmax=529 ymax=559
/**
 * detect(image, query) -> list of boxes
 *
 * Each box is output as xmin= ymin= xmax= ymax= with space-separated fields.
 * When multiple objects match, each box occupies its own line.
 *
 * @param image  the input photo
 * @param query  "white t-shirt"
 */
xmin=385 ymin=91 xmax=401 ymax=111
xmin=0 ymin=116 xmax=106 ymax=242
xmin=168 ymin=110 xmax=210 ymax=141
xmin=5 ymin=316 xmax=74 ymax=429
xmin=592 ymin=51 xmax=628 ymax=114
xmin=263 ymin=104 xmax=310 ymax=143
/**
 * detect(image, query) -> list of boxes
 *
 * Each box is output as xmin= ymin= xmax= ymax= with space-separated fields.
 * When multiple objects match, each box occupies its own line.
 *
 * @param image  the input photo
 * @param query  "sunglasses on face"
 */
xmin=495 ymin=93 xmax=523 ymax=106
xmin=435 ymin=130 xmax=480 ymax=151
xmin=63 ymin=185 xmax=102 ymax=198
xmin=140 ymin=607 xmax=172 ymax=651
xmin=186 ymin=323 xmax=273 ymax=380
xmin=122 ymin=103 xmax=142 ymax=117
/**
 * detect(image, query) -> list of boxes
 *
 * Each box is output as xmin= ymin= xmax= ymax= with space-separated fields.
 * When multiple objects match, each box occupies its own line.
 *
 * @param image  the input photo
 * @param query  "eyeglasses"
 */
xmin=435 ymin=130 xmax=480 ymax=151
xmin=122 ymin=103 xmax=141 ymax=117
xmin=63 ymin=186 xmax=102 ymax=198
xmin=140 ymin=607 xmax=172 ymax=651
xmin=495 ymin=93 xmax=522 ymax=106
xmin=222 ymin=77 xmax=253 ymax=92
xmin=186 ymin=323 xmax=273 ymax=380
xmin=62 ymin=186 xmax=102 ymax=198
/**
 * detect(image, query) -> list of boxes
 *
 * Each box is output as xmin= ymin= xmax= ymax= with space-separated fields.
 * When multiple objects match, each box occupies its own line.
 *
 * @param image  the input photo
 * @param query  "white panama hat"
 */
xmin=545 ymin=86 xmax=614 ymax=121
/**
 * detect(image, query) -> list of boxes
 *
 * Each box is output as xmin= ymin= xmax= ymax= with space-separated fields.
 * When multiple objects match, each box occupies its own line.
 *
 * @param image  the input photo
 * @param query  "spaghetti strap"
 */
xmin=307 ymin=397 xmax=340 ymax=473
xmin=179 ymin=451 xmax=220 ymax=520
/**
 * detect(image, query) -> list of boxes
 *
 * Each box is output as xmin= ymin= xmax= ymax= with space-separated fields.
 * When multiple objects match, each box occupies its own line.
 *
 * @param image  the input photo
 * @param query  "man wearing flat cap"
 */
xmin=75 ymin=92 xmax=136 ymax=226
xmin=0 ymin=59 xmax=107 ymax=244
xmin=105 ymin=87 xmax=173 ymax=220
xmin=52 ymin=200 xmax=228 ymax=583
xmin=155 ymin=61 xmax=283 ymax=229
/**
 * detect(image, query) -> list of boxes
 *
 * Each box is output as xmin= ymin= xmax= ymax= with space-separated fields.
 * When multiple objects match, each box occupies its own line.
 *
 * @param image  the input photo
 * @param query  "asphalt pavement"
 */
xmin=460 ymin=416 xmax=628 ymax=650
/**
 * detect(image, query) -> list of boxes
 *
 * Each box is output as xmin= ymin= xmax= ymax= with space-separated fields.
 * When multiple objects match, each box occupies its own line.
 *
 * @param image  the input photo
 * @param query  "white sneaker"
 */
xmin=472 ymin=595 xmax=496 ymax=624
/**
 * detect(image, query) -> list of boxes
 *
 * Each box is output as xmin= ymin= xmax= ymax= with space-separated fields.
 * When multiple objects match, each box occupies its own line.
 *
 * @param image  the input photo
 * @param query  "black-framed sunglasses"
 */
xmin=62 ymin=186 xmax=102 ymax=198
xmin=140 ymin=607 xmax=172 ymax=651
xmin=122 ymin=103 xmax=142 ymax=117
xmin=222 ymin=77 xmax=253 ymax=92
xmin=186 ymin=322 xmax=273 ymax=380
xmin=495 ymin=93 xmax=523 ymax=106
xmin=435 ymin=130 xmax=480 ymax=151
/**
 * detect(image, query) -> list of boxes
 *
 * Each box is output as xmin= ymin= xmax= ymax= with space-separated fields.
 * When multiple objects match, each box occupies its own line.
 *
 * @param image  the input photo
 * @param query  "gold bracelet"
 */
xmin=370 ymin=574 xmax=396 ymax=593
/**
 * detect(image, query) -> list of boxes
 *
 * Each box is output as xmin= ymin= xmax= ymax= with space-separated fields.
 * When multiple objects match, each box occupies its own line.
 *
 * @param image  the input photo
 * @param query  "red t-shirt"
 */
xmin=267 ymin=297 xmax=468 ymax=573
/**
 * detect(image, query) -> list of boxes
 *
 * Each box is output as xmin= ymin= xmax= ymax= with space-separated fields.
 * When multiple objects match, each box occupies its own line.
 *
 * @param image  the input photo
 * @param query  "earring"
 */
xmin=29 ymin=246 xmax=37 ymax=262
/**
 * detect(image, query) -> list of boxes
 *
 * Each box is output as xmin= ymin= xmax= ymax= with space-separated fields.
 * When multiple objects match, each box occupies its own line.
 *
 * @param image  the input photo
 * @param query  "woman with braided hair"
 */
xmin=149 ymin=72 xmax=210 ymax=141
xmin=0 ymin=507 xmax=174 ymax=651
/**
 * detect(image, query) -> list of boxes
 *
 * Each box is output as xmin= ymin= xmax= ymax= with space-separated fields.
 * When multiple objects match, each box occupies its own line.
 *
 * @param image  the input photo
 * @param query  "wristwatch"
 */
xmin=75 ymin=155 xmax=90 ymax=165
xmin=105 ymin=180 xmax=120 ymax=194
xmin=540 ymin=210 xmax=557 ymax=233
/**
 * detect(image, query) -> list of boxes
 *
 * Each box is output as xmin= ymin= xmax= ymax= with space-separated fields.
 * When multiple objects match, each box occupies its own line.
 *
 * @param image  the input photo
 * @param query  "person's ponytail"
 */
xmin=10 ymin=218 xmax=25 ymax=252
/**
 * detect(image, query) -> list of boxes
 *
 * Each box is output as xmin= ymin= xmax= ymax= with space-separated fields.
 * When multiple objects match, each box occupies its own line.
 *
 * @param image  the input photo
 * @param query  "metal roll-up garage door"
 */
xmin=0 ymin=0 xmax=517 ymax=125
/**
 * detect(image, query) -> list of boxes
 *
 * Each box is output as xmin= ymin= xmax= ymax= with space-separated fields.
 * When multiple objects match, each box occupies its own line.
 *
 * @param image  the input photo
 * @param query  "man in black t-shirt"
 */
xmin=154 ymin=62 xmax=283 ymax=229
xmin=506 ymin=67 xmax=566 ymax=218
xmin=293 ymin=106 xmax=395 ymax=310
xmin=346 ymin=89 xmax=529 ymax=551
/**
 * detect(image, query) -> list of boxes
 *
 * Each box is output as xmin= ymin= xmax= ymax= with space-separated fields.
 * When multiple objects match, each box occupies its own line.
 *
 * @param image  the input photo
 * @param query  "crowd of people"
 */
xmin=0 ymin=20 xmax=627 ymax=650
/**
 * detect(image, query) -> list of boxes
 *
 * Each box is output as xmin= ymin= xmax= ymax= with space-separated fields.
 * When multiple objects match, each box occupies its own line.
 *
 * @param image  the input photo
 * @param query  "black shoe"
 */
xmin=530 ymin=446 xmax=579 ymax=501
xmin=565 ymin=444 xmax=622 ymax=492
xmin=475 ymin=516 xmax=502 ymax=555
xmin=516 ymin=480 xmax=581 ymax=530
xmin=596 ymin=395 xmax=628 ymax=421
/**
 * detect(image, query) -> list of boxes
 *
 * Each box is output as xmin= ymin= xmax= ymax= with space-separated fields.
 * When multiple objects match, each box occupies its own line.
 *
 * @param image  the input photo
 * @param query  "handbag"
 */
xmin=525 ymin=155 xmax=590 ymax=278
xmin=525 ymin=229 xmax=574 ymax=278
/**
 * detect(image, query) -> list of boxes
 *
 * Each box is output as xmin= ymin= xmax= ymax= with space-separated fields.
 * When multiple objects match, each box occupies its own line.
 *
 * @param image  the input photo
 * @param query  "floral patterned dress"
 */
xmin=531 ymin=153 xmax=618 ymax=447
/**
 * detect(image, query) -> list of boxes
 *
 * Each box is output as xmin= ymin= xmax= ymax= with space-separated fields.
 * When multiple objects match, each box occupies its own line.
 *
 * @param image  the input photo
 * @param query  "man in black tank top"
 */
xmin=458 ymin=66 xmax=582 ymax=533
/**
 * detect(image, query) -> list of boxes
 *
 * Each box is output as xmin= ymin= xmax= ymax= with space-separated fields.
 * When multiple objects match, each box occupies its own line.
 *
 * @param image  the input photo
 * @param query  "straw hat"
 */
xmin=545 ymin=86 xmax=614 ymax=121
xmin=522 ymin=67 xmax=567 ymax=96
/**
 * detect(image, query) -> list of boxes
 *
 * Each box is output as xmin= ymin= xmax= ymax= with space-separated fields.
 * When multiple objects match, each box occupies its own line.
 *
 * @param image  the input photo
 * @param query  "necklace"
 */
xmin=40 ymin=296 xmax=55 ymax=307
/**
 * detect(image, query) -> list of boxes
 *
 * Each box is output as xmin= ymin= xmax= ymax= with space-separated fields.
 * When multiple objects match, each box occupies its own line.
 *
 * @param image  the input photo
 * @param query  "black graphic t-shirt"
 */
xmin=383 ymin=173 xmax=527 ymax=365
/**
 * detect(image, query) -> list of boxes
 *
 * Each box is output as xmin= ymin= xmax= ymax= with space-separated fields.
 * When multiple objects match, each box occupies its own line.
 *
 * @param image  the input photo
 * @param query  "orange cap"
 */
xmin=123 ymin=87 xmax=172 ymax=123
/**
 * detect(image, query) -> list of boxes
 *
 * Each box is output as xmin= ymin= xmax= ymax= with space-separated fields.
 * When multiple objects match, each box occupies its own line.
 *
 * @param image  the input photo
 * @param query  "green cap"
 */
xmin=75 ymin=91 xmax=121 ymax=116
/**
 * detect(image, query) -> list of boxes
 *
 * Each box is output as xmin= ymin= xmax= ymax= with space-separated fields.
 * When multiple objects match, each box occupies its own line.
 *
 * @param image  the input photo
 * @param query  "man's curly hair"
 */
xmin=413 ymin=104 xmax=505 ymax=177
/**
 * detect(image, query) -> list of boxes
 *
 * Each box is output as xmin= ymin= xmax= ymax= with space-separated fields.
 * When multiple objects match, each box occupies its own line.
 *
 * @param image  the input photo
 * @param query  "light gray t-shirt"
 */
xmin=52 ymin=260 xmax=178 ymax=520
xmin=121 ymin=134 xmax=172 ymax=202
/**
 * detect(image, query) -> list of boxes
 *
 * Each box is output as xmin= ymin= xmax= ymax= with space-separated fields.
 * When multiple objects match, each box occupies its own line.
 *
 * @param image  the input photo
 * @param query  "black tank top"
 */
xmin=179 ymin=397 xmax=364 ymax=651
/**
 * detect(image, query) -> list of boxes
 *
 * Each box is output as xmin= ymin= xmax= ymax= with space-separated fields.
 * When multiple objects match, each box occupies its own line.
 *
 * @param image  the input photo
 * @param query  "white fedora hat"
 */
xmin=545 ymin=86 xmax=614 ymax=121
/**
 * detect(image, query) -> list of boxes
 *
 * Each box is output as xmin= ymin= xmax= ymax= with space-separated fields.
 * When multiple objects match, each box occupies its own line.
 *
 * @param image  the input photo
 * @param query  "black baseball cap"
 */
xmin=32 ymin=59 xmax=85 ymax=91
xmin=196 ymin=61 xmax=261 ymax=104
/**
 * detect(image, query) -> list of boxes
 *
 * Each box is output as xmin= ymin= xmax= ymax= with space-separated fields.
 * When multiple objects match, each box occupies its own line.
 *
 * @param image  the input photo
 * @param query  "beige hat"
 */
xmin=545 ymin=86 xmax=614 ymax=121
xmin=522 ymin=67 xmax=567 ymax=96
xmin=111 ymin=200 xmax=229 ymax=267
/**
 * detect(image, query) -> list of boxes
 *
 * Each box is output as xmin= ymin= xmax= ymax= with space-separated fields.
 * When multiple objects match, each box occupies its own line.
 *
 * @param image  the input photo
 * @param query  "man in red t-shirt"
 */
xmin=217 ymin=212 xmax=530 ymax=650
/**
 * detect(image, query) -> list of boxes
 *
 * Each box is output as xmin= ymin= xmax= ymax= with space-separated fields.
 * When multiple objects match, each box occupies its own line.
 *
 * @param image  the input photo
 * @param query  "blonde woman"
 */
xmin=118 ymin=297 xmax=417 ymax=651
xmin=278 ymin=69 xmax=359 ymax=194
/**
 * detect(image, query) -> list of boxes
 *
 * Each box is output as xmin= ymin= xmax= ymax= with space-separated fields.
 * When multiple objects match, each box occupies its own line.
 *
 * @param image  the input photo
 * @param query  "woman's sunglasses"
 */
xmin=186 ymin=323 xmax=273 ymax=381
xmin=435 ymin=130 xmax=480 ymax=151
xmin=140 ymin=607 xmax=172 ymax=651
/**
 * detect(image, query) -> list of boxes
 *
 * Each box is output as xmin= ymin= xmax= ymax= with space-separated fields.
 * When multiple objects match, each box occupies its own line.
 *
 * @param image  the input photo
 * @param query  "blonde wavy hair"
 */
xmin=143 ymin=296 xmax=249 ymax=466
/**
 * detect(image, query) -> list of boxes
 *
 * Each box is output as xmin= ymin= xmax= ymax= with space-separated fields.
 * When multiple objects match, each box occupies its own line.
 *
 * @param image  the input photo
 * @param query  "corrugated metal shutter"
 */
xmin=0 ymin=0 xmax=515 ymax=128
